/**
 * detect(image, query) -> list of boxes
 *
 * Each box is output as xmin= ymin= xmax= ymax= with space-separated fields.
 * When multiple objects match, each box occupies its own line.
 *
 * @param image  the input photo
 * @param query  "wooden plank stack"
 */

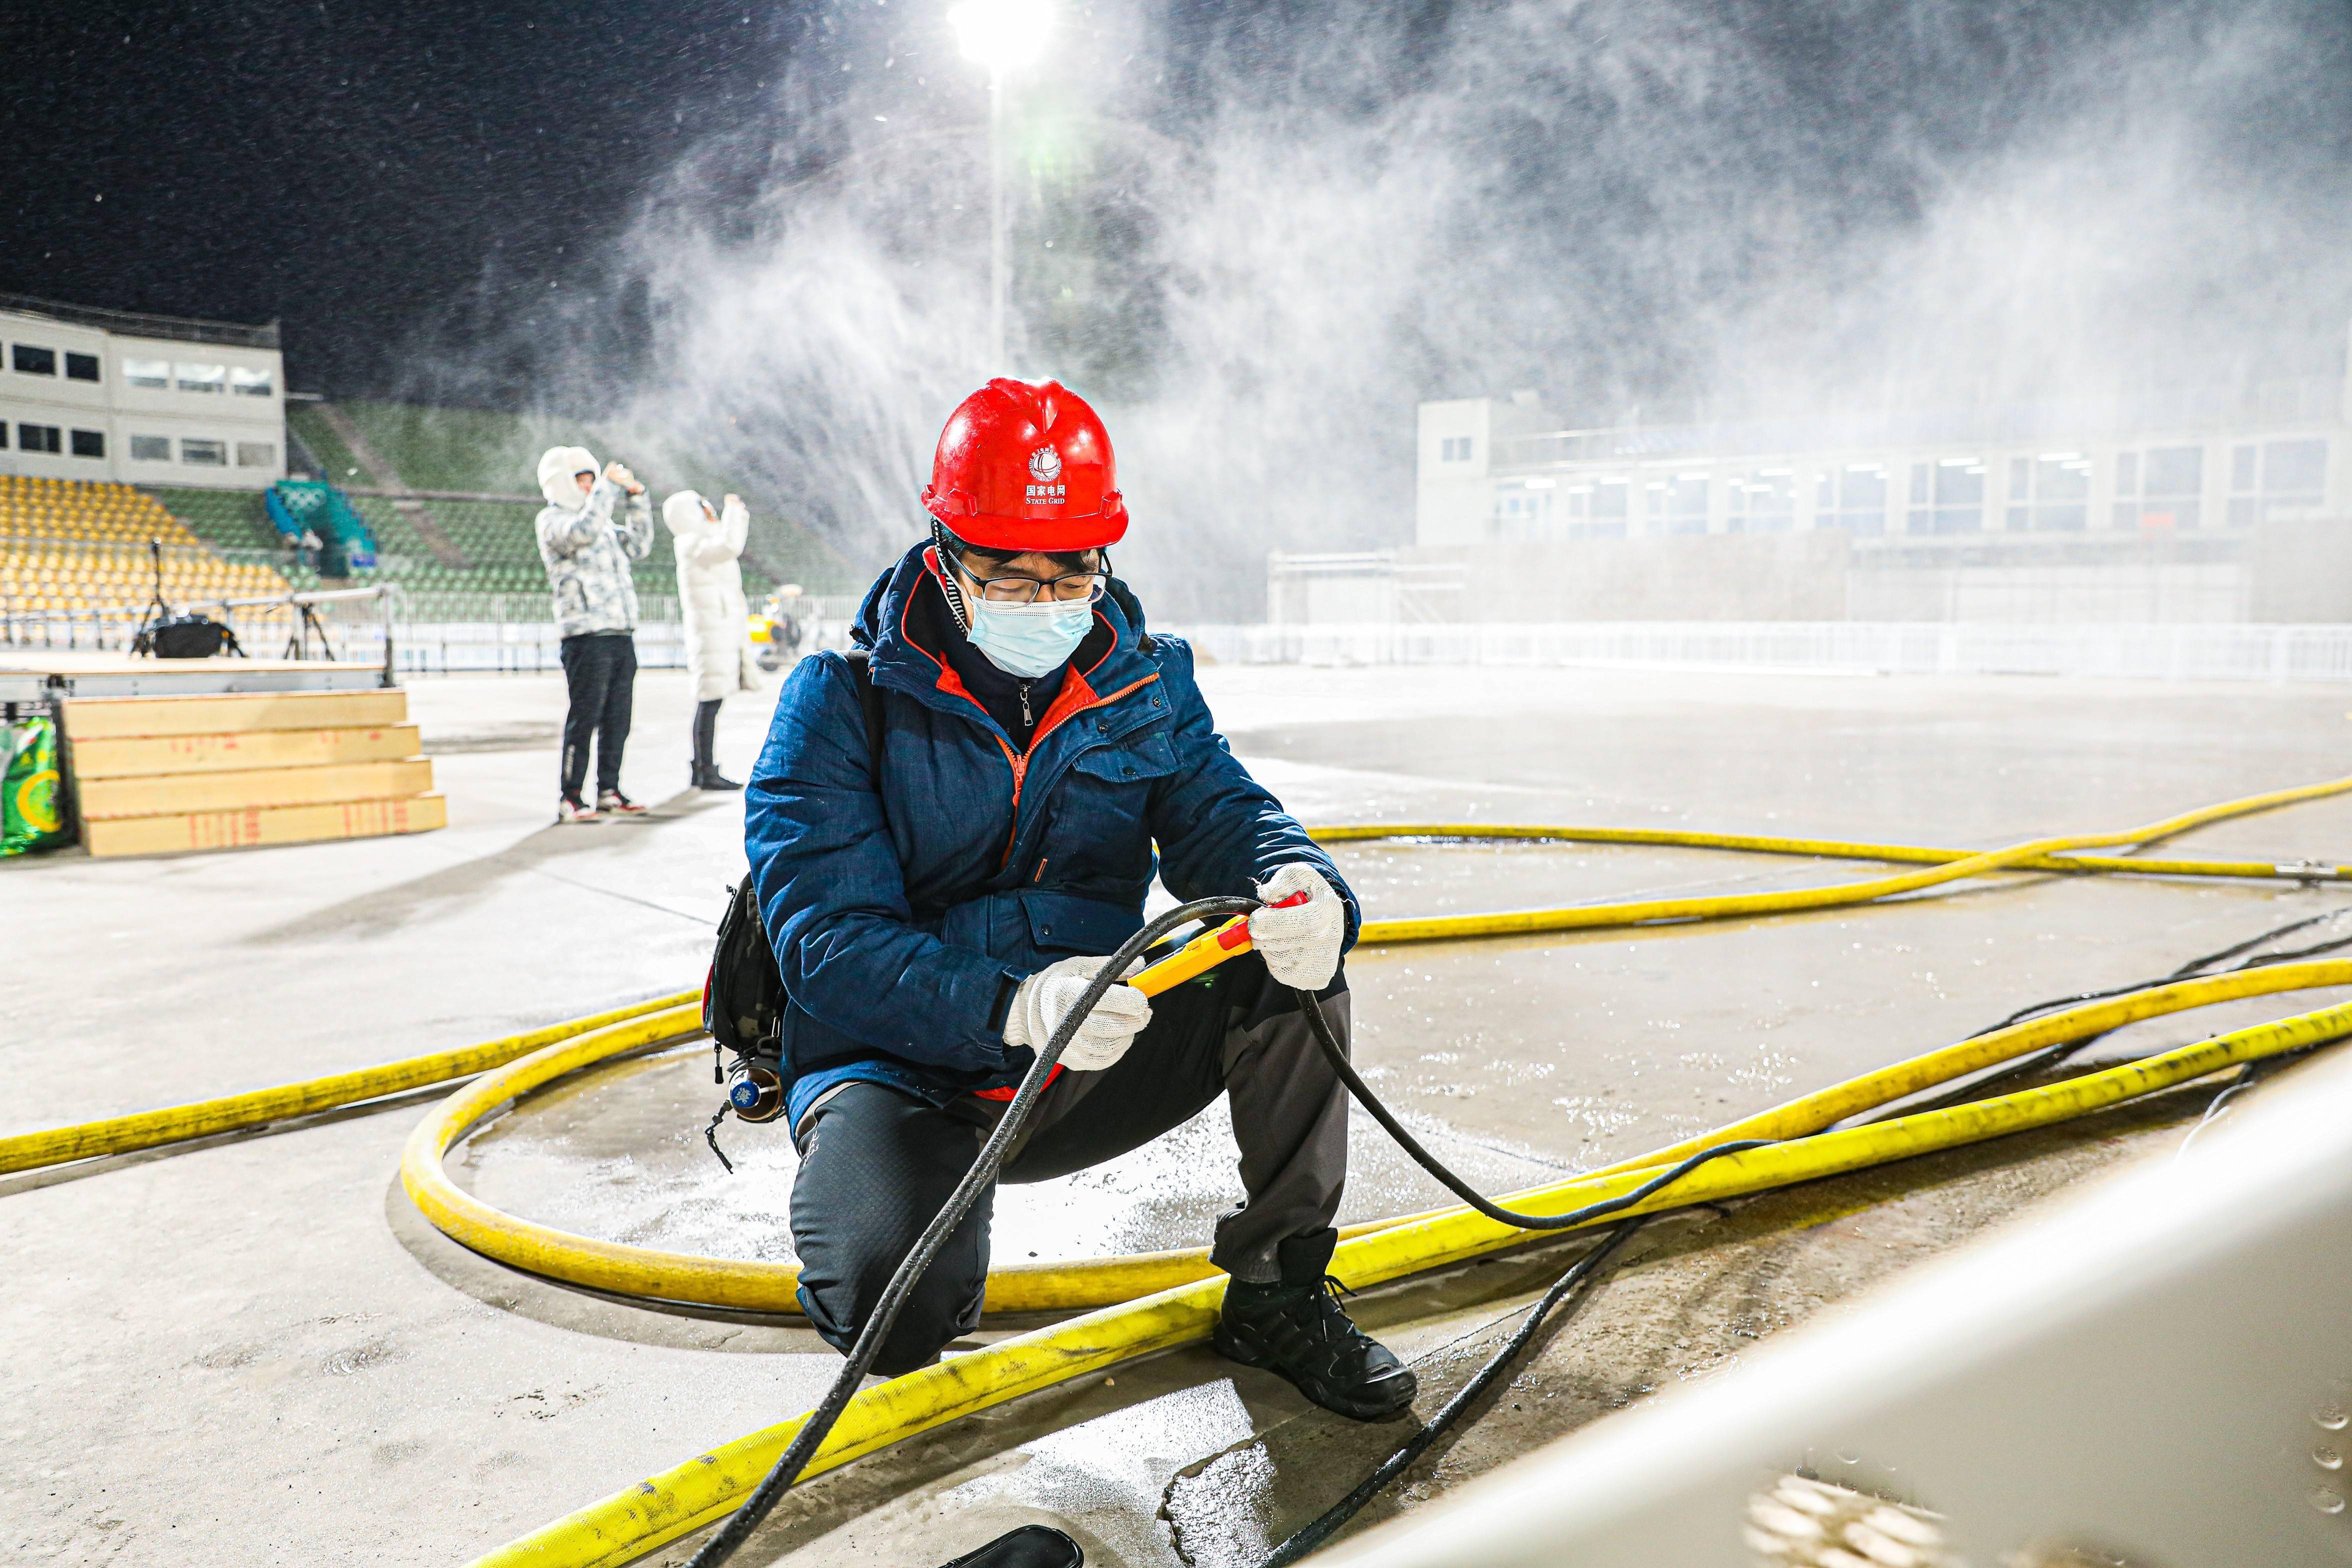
xmin=60 ymin=689 xmax=445 ymax=858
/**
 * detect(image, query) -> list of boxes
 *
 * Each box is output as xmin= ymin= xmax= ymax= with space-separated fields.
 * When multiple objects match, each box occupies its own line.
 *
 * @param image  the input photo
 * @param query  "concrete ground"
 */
xmin=7 ymin=662 xmax=2352 ymax=1566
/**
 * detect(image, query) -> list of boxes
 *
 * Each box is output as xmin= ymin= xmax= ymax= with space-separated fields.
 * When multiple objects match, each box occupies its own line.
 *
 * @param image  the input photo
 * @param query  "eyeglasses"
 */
xmin=952 ymin=554 xmax=1111 ymax=604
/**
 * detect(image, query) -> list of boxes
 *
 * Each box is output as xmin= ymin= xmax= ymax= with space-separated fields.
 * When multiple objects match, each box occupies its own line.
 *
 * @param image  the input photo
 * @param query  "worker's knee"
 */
xmin=788 ymin=1082 xmax=994 ymax=1378
xmin=794 ymin=1222 xmax=988 ymax=1372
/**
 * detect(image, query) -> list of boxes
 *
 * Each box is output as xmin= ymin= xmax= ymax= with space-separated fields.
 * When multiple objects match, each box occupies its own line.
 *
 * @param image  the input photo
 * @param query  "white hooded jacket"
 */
xmin=535 ymin=444 xmax=654 ymax=638
xmin=662 ymin=490 xmax=758 ymax=701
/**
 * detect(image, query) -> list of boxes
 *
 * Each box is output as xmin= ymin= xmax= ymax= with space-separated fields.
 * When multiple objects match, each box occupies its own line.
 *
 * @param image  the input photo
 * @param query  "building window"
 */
xmin=2220 ymin=434 xmax=2333 ymax=526
xmin=2264 ymin=439 xmax=2328 ymax=514
xmin=17 ymin=423 xmax=62 ymax=454
xmin=11 ymin=344 xmax=57 ymax=376
xmin=1909 ymin=457 xmax=1984 ymax=534
xmin=130 ymin=434 xmax=172 ymax=462
xmin=1727 ymin=470 xmax=1795 ymax=534
xmin=1494 ymin=483 xmax=1556 ymax=540
xmin=70 ymin=429 xmax=105 ymax=459
xmin=1647 ymin=472 xmax=1709 ymax=536
xmin=2231 ymin=444 xmax=2258 ymax=491
xmin=124 ymin=358 xmax=168 ymax=389
xmin=1440 ymin=436 xmax=1474 ymax=463
xmin=0 ymin=424 xmax=8 ymax=448
xmin=230 ymin=366 xmax=274 ymax=398
xmin=236 ymin=441 xmax=278 ymax=468
xmin=176 ymin=362 xmax=227 ymax=394
xmin=1575 ymin=478 xmax=1630 ymax=538
xmin=2005 ymin=452 xmax=2090 ymax=532
xmin=2228 ymin=439 xmax=2327 ymax=526
xmin=180 ymin=438 xmax=228 ymax=466
xmin=1816 ymin=464 xmax=1888 ymax=535
xmin=64 ymin=351 xmax=100 ymax=382
xmin=2134 ymin=446 xmax=2203 ymax=530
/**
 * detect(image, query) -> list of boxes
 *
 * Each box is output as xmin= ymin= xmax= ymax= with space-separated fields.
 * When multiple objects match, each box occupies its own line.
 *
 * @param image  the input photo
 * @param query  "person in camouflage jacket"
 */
xmin=536 ymin=444 xmax=656 ymax=820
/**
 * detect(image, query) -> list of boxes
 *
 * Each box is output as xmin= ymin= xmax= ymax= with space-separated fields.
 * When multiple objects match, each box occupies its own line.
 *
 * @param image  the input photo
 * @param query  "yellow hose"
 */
xmin=400 ymin=960 xmax=2352 ymax=1316
xmin=1348 ymin=772 xmax=2352 ymax=944
xmin=1307 ymin=822 xmax=2350 ymax=882
xmin=13 ymin=776 xmax=2345 ymax=1181
xmin=0 ymin=991 xmax=698 ymax=1178
xmin=469 ymin=990 xmax=2352 ymax=1568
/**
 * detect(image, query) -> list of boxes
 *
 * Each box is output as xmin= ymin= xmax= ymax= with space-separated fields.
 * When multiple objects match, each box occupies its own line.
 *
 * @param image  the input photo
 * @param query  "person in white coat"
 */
xmin=662 ymin=489 xmax=760 ymax=790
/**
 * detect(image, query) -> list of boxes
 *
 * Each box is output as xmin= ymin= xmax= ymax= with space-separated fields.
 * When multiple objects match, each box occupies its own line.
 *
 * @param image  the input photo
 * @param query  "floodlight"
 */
xmin=949 ymin=0 xmax=1054 ymax=74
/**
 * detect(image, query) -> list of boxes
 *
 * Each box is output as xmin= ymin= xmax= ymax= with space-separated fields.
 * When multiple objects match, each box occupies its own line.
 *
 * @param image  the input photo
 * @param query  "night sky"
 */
xmin=7 ymin=1 xmax=2351 ymax=428
xmin=2 ymin=0 xmax=796 ymax=394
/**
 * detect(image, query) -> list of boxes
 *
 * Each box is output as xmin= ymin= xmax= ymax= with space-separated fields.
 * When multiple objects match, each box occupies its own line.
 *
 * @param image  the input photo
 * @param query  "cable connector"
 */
xmin=2273 ymin=859 xmax=2342 ymax=880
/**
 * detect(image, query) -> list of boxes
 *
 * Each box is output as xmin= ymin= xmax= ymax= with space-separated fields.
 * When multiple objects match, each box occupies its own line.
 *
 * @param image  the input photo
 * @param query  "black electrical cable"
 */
xmin=1250 ymin=1136 xmax=1777 ymax=1568
xmin=683 ymin=896 xmax=1258 ymax=1568
xmin=1858 ymin=904 xmax=2352 ymax=1124
xmin=1295 ymin=986 xmax=1771 ymax=1231
xmin=694 ymin=896 xmax=2341 ymax=1566
xmin=1253 ymin=1218 xmax=1648 ymax=1568
xmin=1248 ymin=905 xmax=2352 ymax=1559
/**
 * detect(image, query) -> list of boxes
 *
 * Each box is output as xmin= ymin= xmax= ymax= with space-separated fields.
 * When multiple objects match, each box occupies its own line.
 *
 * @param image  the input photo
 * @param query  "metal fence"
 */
xmin=1171 ymin=621 xmax=2352 ymax=682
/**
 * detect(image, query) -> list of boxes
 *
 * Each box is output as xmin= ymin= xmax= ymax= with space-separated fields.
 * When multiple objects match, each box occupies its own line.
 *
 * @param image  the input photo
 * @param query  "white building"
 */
xmin=1414 ymin=381 xmax=2348 ymax=551
xmin=0 ymin=294 xmax=286 ymax=490
xmin=1330 ymin=362 xmax=2352 ymax=624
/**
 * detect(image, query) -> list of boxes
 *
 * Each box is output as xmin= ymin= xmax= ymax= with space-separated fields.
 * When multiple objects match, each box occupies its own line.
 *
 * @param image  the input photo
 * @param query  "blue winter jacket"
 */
xmin=744 ymin=542 xmax=1360 ymax=1130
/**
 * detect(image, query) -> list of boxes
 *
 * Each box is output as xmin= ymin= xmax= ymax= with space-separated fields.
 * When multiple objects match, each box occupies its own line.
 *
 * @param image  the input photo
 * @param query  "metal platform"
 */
xmin=0 ymin=651 xmax=390 ymax=702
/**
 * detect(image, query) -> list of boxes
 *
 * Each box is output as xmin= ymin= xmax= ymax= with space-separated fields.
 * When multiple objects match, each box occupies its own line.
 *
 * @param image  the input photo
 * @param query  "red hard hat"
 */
xmin=920 ymin=378 xmax=1128 ymax=552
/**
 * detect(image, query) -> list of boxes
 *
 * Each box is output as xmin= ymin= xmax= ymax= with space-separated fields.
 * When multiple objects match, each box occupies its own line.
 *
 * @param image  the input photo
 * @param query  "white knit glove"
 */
xmin=1002 ymin=954 xmax=1153 ymax=1072
xmin=1248 ymin=863 xmax=1346 ymax=990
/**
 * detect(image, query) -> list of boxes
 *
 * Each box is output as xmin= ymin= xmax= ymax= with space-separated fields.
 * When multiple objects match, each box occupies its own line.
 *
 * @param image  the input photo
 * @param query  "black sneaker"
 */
xmin=692 ymin=765 xmax=744 ymax=792
xmin=1213 ymin=1229 xmax=1417 ymax=1420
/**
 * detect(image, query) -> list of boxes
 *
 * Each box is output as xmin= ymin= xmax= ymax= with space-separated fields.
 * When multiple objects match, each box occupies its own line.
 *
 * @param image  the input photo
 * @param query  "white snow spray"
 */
xmin=490 ymin=0 xmax=2352 ymax=616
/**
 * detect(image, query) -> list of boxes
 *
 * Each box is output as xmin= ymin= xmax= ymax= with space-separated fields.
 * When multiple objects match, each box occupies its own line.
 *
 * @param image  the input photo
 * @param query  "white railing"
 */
xmin=1170 ymin=621 xmax=2352 ymax=682
xmin=0 ymin=587 xmax=691 ymax=678
xmin=374 ymin=618 xmax=688 ymax=676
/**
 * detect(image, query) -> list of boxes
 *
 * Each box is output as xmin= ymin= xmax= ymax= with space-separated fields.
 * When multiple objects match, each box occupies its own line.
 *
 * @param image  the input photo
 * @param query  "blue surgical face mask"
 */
xmin=966 ymin=596 xmax=1094 ymax=680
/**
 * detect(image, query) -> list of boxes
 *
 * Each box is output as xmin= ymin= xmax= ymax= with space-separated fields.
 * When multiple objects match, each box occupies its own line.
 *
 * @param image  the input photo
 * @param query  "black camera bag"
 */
xmin=136 ymin=614 xmax=243 ymax=660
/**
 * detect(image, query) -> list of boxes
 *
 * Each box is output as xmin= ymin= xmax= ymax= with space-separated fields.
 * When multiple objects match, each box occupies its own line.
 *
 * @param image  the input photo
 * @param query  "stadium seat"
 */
xmin=0 ymin=477 xmax=292 ymax=616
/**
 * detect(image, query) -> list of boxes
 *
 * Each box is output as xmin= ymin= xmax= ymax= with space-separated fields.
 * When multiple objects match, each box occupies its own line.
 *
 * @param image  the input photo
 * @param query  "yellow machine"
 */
xmin=752 ymin=584 xmax=806 ymax=670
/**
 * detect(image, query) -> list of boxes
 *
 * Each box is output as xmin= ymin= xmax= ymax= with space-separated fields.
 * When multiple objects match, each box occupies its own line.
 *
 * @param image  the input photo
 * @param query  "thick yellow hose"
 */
xmin=1307 ymin=822 xmax=2349 ymax=882
xmin=468 ymin=992 xmax=2352 ymax=1568
xmin=0 ymin=991 xmax=698 ymax=1178
xmin=13 ymin=777 xmax=2344 ymax=1181
xmin=1350 ymin=773 xmax=2352 ymax=944
xmin=400 ymin=960 xmax=2352 ymax=1316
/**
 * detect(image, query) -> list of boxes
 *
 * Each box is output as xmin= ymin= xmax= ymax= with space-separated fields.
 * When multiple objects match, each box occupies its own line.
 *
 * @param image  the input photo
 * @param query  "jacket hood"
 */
xmin=662 ymin=490 xmax=716 ymax=536
xmin=537 ymin=445 xmax=599 ymax=511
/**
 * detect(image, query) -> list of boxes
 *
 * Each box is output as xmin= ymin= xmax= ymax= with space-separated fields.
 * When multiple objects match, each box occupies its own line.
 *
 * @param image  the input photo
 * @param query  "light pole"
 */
xmin=947 ymin=0 xmax=1052 ymax=370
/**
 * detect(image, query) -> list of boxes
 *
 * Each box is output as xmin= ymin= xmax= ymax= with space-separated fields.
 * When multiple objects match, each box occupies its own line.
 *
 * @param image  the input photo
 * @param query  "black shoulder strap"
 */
xmin=842 ymin=648 xmax=886 ymax=786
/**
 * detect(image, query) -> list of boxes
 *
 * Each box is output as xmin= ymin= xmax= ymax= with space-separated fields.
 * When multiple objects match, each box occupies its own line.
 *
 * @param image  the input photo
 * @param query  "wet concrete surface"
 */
xmin=7 ymin=664 xmax=2352 ymax=1564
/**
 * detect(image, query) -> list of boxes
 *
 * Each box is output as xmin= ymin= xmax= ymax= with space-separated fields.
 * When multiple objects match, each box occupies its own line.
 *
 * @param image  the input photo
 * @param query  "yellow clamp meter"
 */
xmin=1128 ymin=891 xmax=1304 ymax=998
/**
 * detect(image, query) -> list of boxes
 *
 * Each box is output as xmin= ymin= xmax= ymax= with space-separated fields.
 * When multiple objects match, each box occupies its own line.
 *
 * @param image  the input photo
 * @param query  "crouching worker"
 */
xmin=744 ymin=378 xmax=1414 ymax=1419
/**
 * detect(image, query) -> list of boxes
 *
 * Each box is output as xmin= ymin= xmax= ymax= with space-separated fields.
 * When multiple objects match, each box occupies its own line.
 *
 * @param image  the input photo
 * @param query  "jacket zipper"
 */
xmin=990 ymin=672 xmax=1162 ymax=866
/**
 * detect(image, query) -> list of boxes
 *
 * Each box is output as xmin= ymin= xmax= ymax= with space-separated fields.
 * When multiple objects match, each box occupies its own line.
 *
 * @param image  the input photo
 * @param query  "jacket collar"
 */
xmin=852 ymin=542 xmax=1159 ymax=730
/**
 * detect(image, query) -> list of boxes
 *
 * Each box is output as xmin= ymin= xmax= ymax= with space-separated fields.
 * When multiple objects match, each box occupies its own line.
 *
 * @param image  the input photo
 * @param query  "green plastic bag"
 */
xmin=2 ymin=714 xmax=68 ymax=856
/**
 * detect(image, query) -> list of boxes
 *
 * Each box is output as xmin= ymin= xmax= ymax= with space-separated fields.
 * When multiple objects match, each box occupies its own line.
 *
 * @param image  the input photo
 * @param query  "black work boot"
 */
xmin=1213 ymin=1228 xmax=1416 ymax=1420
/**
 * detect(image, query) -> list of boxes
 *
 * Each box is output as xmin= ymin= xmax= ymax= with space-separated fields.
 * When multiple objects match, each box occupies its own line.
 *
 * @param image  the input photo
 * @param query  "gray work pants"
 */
xmin=788 ymin=951 xmax=1351 ymax=1375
